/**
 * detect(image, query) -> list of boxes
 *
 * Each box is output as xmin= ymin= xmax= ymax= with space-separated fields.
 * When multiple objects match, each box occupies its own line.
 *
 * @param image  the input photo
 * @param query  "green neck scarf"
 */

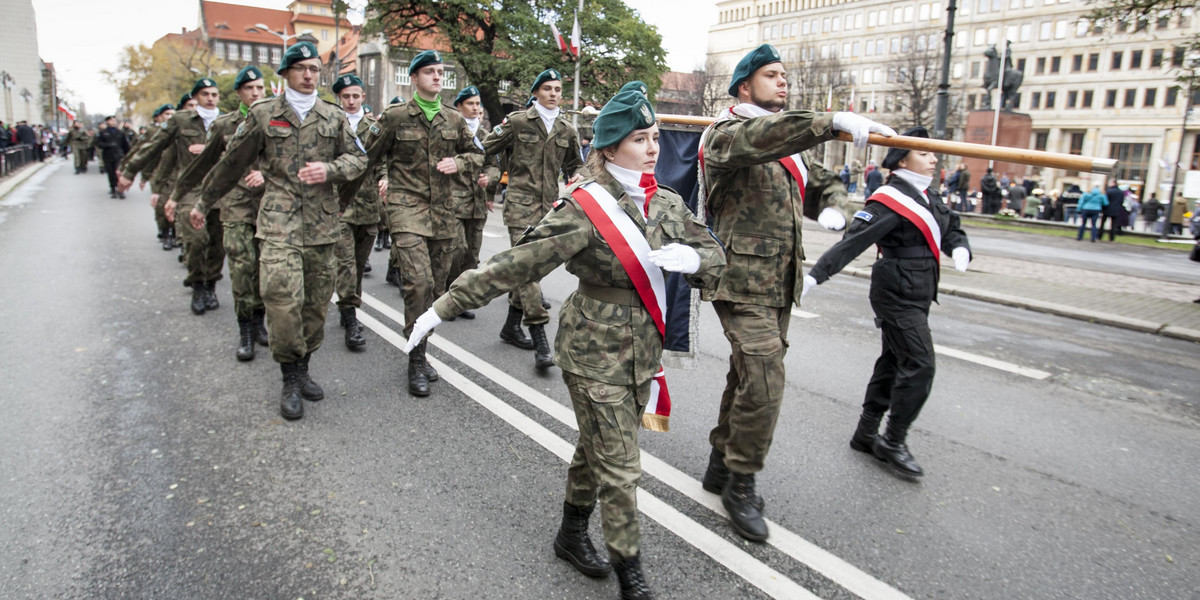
xmin=239 ymin=102 xmax=249 ymax=117
xmin=413 ymin=94 xmax=441 ymax=122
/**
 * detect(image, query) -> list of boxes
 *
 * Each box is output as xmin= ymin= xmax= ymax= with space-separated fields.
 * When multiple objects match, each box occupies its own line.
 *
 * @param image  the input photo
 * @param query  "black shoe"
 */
xmin=109 ymin=190 xmax=116 ymax=198
xmin=363 ymin=259 xmax=372 ymax=274
xmin=500 ymin=306 xmax=534 ymax=350
xmin=850 ymin=411 xmax=884 ymax=456
xmin=722 ymin=473 xmax=769 ymax=542
xmin=156 ymin=229 xmax=165 ymax=240
xmin=702 ymin=448 xmax=764 ymax=510
xmin=190 ymin=283 xmax=207 ymax=315
xmin=161 ymin=230 xmax=174 ymax=251
xmin=457 ymin=310 xmax=475 ymax=320
xmin=203 ymin=281 xmax=220 ymax=311
xmin=236 ymin=317 xmax=255 ymax=361
xmin=553 ymin=502 xmax=612 ymax=577
xmin=385 ymin=266 xmax=399 ymax=286
xmin=253 ymin=309 xmax=270 ymax=346
xmin=529 ymin=324 xmax=554 ymax=370
xmin=425 ymin=362 xmax=438 ymax=382
xmin=408 ymin=340 xmax=431 ymax=396
xmin=297 ymin=353 xmax=324 ymax=401
xmin=117 ymin=192 xmax=126 ymax=199
xmin=374 ymin=232 xmax=385 ymax=251
xmin=383 ymin=235 xmax=391 ymax=249
xmin=873 ymin=421 xmax=924 ymax=479
xmin=340 ymin=307 xmax=367 ymax=351
xmin=280 ymin=362 xmax=304 ymax=420
xmin=542 ymin=298 xmax=552 ymax=310
xmin=612 ymin=554 xmax=654 ymax=600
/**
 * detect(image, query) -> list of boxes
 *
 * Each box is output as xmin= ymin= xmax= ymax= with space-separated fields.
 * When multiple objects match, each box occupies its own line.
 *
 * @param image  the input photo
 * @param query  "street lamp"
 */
xmin=1162 ymin=52 xmax=1199 ymax=241
xmin=251 ymin=23 xmax=299 ymax=57
xmin=1 ymin=72 xmax=14 ymax=123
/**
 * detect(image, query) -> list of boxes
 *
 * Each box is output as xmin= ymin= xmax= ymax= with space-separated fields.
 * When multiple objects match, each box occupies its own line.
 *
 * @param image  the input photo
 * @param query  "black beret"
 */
xmin=332 ymin=73 xmax=364 ymax=94
xmin=453 ymin=85 xmax=480 ymax=106
xmin=190 ymin=77 xmax=218 ymax=96
xmin=619 ymin=81 xmax=649 ymax=97
xmin=234 ymin=65 xmax=263 ymax=90
xmin=277 ymin=41 xmax=319 ymax=74
xmin=728 ymin=44 xmax=783 ymax=97
xmin=881 ymin=126 xmax=929 ymax=170
xmin=592 ymin=90 xmax=656 ymax=150
xmin=152 ymin=103 xmax=174 ymax=118
xmin=530 ymin=68 xmax=562 ymax=94
xmin=408 ymin=50 xmax=443 ymax=76
xmin=176 ymin=93 xmax=193 ymax=110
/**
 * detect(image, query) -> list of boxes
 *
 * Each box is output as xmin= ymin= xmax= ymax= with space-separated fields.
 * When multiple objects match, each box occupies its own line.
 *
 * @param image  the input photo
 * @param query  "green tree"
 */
xmin=104 ymin=39 xmax=232 ymax=122
xmin=364 ymin=0 xmax=668 ymax=124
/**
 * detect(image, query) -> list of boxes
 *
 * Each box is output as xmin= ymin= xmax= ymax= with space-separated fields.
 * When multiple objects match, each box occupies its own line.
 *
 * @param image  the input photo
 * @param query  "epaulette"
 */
xmin=319 ymin=96 xmax=340 ymax=107
xmin=249 ymin=97 xmax=274 ymax=108
xmin=656 ymin=183 xmax=680 ymax=197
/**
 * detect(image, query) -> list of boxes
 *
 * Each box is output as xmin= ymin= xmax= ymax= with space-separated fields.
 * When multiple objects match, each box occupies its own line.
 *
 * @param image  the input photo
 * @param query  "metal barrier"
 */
xmin=0 ymin=144 xmax=36 ymax=178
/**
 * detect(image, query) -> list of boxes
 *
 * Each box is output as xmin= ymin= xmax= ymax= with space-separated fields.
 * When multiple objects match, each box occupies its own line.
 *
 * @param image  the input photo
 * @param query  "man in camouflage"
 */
xmin=351 ymin=50 xmax=482 ymax=397
xmin=65 ymin=120 xmax=91 ymax=174
xmin=700 ymin=43 xmax=895 ymax=542
xmin=196 ymin=42 xmax=368 ymax=420
xmin=120 ymin=103 xmax=177 ymax=249
xmin=480 ymin=68 xmax=586 ymax=370
xmin=177 ymin=66 xmax=270 ymax=362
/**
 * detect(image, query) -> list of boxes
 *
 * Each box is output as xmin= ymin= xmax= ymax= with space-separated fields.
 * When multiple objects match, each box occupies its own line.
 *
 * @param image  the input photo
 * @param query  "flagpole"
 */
xmin=572 ymin=1 xmax=582 ymax=129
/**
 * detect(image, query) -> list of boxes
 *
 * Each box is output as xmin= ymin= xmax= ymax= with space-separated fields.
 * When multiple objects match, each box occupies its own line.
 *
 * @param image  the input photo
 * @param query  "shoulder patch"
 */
xmin=552 ymin=198 xmax=568 ymax=211
xmin=369 ymin=122 xmax=381 ymax=136
xmin=492 ymin=124 xmax=504 ymax=135
xmin=853 ymin=210 xmax=874 ymax=222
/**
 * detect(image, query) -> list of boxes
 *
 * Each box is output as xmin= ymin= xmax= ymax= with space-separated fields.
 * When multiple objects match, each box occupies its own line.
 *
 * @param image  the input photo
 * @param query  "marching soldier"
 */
xmin=699 ymin=43 xmax=895 ymax=542
xmin=65 ymin=120 xmax=91 ymax=174
xmin=196 ymin=41 xmax=368 ymax=420
xmin=349 ymin=50 xmax=482 ymax=397
xmin=805 ymin=127 xmax=971 ymax=479
xmin=94 ymin=115 xmax=130 ymax=198
xmin=331 ymin=73 xmax=383 ymax=351
xmin=120 ymin=103 xmax=177 ymax=250
xmin=445 ymin=85 xmax=500 ymax=320
xmin=177 ymin=66 xmax=271 ymax=361
xmin=405 ymin=90 xmax=724 ymax=600
xmin=480 ymin=68 xmax=587 ymax=370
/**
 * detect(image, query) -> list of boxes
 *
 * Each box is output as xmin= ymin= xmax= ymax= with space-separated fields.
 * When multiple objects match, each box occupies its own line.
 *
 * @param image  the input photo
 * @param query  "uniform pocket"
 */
xmin=564 ymin=297 xmax=630 ymax=371
xmin=725 ymin=234 xmax=782 ymax=296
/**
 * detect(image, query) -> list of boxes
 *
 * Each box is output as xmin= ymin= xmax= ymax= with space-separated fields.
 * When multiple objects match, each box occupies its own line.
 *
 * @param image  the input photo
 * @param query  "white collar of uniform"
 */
xmin=464 ymin=116 xmax=481 ymax=134
xmin=604 ymin=162 xmax=659 ymax=217
xmin=532 ymin=101 xmax=560 ymax=134
xmin=195 ymin=105 xmax=219 ymax=131
xmin=729 ymin=102 xmax=778 ymax=120
xmin=285 ymin=87 xmax=319 ymax=122
xmin=892 ymin=169 xmax=933 ymax=199
xmin=345 ymin=108 xmax=364 ymax=131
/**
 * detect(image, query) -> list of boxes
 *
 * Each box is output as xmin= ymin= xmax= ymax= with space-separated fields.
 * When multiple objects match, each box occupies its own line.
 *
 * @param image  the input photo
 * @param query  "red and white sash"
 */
xmin=570 ymin=181 xmax=673 ymax=432
xmin=867 ymin=185 xmax=942 ymax=261
xmin=698 ymin=104 xmax=808 ymax=203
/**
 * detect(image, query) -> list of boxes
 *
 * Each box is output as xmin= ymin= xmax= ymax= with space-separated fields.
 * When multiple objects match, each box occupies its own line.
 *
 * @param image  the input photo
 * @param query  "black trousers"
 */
xmin=1098 ymin=213 xmax=1121 ymax=240
xmin=864 ymin=261 xmax=936 ymax=426
xmin=103 ymin=155 xmax=121 ymax=192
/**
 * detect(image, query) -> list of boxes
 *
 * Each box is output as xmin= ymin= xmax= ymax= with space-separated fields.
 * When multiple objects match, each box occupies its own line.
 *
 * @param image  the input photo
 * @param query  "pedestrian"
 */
xmin=699 ymin=43 xmax=895 ymax=543
xmin=979 ymin=168 xmax=1001 ymax=214
xmin=840 ymin=163 xmax=851 ymax=187
xmin=580 ymin=136 xmax=592 ymax=161
xmin=1169 ymin=193 xmax=1188 ymax=235
xmin=196 ymin=41 xmax=368 ymax=420
xmin=849 ymin=159 xmax=862 ymax=193
xmin=999 ymin=171 xmax=1010 ymax=189
xmin=94 ymin=116 xmax=130 ymax=198
xmin=65 ymin=120 xmax=91 ymax=174
xmin=1076 ymin=184 xmax=1107 ymax=242
xmin=865 ymin=161 xmax=884 ymax=198
xmin=1100 ymin=179 xmax=1125 ymax=241
xmin=1141 ymin=192 xmax=1162 ymax=232
xmin=177 ymin=66 xmax=271 ymax=362
xmin=351 ymin=50 xmax=483 ymax=397
xmin=805 ymin=126 xmax=971 ymax=479
xmin=1006 ymin=180 xmax=1026 ymax=215
xmin=405 ymin=90 xmax=725 ymax=600
xmin=480 ymin=67 xmax=588 ymax=371
xmin=446 ymin=85 xmax=500 ymax=322
xmin=957 ymin=163 xmax=971 ymax=211
xmin=1024 ymin=187 xmax=1042 ymax=219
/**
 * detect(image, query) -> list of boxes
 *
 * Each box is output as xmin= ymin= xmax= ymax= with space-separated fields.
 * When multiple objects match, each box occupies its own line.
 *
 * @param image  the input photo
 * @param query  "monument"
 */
xmin=964 ymin=41 xmax=1031 ymax=182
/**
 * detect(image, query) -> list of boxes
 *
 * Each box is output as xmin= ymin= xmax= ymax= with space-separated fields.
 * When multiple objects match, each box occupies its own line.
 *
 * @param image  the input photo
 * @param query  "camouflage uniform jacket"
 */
xmin=174 ymin=110 xmax=265 ymax=224
xmin=701 ymin=109 xmax=848 ymax=308
xmin=118 ymin=124 xmax=165 ymax=188
xmin=121 ymin=110 xmax=210 ymax=200
xmin=353 ymin=101 xmax=482 ymax=238
xmin=452 ymin=116 xmax=501 ymax=220
xmin=480 ymin=106 xmax=586 ymax=229
xmin=434 ymin=170 xmax=725 ymax=386
xmin=65 ymin=128 xmax=91 ymax=149
xmin=199 ymin=95 xmax=368 ymax=246
xmin=339 ymin=114 xmax=383 ymax=226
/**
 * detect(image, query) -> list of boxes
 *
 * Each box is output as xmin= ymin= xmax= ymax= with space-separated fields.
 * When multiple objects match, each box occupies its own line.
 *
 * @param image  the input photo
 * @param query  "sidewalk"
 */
xmin=800 ymin=222 xmax=1200 ymax=343
xmin=0 ymin=157 xmax=55 ymax=202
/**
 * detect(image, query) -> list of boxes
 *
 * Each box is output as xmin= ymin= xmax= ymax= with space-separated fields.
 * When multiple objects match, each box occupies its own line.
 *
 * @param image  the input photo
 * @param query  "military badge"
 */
xmin=301 ymin=45 xmax=312 ymax=58
xmin=640 ymin=104 xmax=652 ymax=125
xmin=853 ymin=210 xmax=874 ymax=222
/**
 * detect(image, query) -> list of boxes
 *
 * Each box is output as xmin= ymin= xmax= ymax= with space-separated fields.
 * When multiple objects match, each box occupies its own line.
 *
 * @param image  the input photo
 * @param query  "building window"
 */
xmin=1067 ymin=90 xmax=1077 ymax=108
xmin=1082 ymin=90 xmax=1094 ymax=108
xmin=367 ymin=59 xmax=376 ymax=85
xmin=214 ymin=41 xmax=225 ymax=57
xmin=1087 ymin=53 xmax=1099 ymax=71
xmin=1143 ymin=88 xmax=1157 ymax=107
xmin=1192 ymin=136 xmax=1200 ymax=171
xmin=258 ymin=46 xmax=268 ymax=63
xmin=242 ymin=44 xmax=252 ymax=62
xmin=1069 ymin=133 xmax=1085 ymax=155
xmin=228 ymin=43 xmax=239 ymax=61
xmin=1017 ymin=58 xmax=1026 ymax=73
xmin=1034 ymin=131 xmax=1048 ymax=151
xmin=307 ymin=4 xmax=313 ymax=12
xmin=271 ymin=47 xmax=282 ymax=64
xmin=1035 ymin=57 xmax=1046 ymax=74
xmin=1164 ymin=86 xmax=1178 ymax=106
xmin=1031 ymin=91 xmax=1041 ymax=108
xmin=1111 ymin=51 xmax=1123 ymax=70
xmin=395 ymin=68 xmax=410 ymax=86
xmin=1124 ymin=88 xmax=1137 ymax=107
xmin=970 ymin=60 xmax=981 ymax=79
xmin=322 ymin=29 xmax=329 ymax=40
xmin=1130 ymin=49 xmax=1143 ymax=69
xmin=442 ymin=70 xmax=457 ymax=89
xmin=1020 ymin=23 xmax=1032 ymax=42
xmin=1104 ymin=89 xmax=1117 ymax=107
xmin=1050 ymin=56 xmax=1060 ymax=73
xmin=1110 ymin=143 xmax=1152 ymax=182
xmin=1171 ymin=46 xmax=1186 ymax=67
xmin=1072 ymin=54 xmax=1083 ymax=72
xmin=1011 ymin=93 xmax=1021 ymax=109
xmin=967 ymin=94 xmax=977 ymax=110
xmin=1039 ymin=21 xmax=1051 ymax=40
xmin=1045 ymin=91 xmax=1056 ymax=109
xmin=1151 ymin=48 xmax=1164 ymax=67
xmin=1055 ymin=20 xmax=1068 ymax=39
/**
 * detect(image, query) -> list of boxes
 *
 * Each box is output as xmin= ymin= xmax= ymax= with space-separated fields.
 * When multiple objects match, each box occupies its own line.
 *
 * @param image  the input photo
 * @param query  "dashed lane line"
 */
xmin=933 ymin=344 xmax=1052 ymax=380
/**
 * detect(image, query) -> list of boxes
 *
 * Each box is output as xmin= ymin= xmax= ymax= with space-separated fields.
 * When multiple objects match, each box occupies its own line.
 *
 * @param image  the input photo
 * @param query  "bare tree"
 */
xmin=888 ymin=44 xmax=944 ymax=129
xmin=698 ymin=55 xmax=731 ymax=116
xmin=789 ymin=44 xmax=852 ymax=112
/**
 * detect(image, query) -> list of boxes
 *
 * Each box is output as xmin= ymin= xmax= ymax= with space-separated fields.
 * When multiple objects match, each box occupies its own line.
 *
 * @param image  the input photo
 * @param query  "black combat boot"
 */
xmin=252 ymin=309 xmax=270 ymax=346
xmin=280 ymin=362 xmax=304 ymax=420
xmin=703 ymin=448 xmax=764 ymax=509
xmin=161 ymin=229 xmax=173 ymax=251
xmin=236 ymin=317 xmax=255 ymax=361
xmin=873 ymin=420 xmax=924 ymax=478
xmin=340 ymin=307 xmax=366 ymax=351
xmin=850 ymin=411 xmax=884 ymax=455
xmin=499 ymin=305 xmax=534 ymax=350
xmin=541 ymin=297 xmax=552 ymax=310
xmin=203 ymin=281 xmax=220 ymax=311
xmin=385 ymin=265 xmax=399 ymax=286
xmin=362 ymin=259 xmax=371 ymax=274
xmin=722 ymin=473 xmax=769 ymax=542
xmin=297 ymin=353 xmax=324 ymax=401
xmin=190 ymin=282 xmax=207 ymax=315
xmin=612 ymin=554 xmax=654 ymax=600
xmin=408 ymin=340 xmax=431 ymax=397
xmin=425 ymin=361 xmax=438 ymax=382
xmin=528 ymin=324 xmax=554 ymax=370
xmin=553 ymin=502 xmax=612 ymax=577
xmin=374 ymin=231 xmax=385 ymax=251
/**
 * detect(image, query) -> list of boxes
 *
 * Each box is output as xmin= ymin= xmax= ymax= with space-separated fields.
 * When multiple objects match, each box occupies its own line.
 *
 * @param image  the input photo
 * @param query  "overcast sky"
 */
xmin=33 ymin=0 xmax=717 ymax=115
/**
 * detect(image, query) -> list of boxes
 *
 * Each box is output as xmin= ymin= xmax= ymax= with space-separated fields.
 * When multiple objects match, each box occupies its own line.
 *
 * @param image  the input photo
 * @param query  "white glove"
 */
xmin=403 ymin=308 xmax=442 ymax=353
xmin=952 ymin=246 xmax=971 ymax=272
xmin=817 ymin=207 xmax=847 ymax=230
xmin=647 ymin=243 xmax=701 ymax=275
xmin=832 ymin=112 xmax=897 ymax=149
xmin=801 ymin=274 xmax=818 ymax=299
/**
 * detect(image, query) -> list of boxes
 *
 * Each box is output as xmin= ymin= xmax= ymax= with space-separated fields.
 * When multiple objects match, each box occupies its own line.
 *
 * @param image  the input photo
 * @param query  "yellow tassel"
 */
xmin=641 ymin=413 xmax=669 ymax=432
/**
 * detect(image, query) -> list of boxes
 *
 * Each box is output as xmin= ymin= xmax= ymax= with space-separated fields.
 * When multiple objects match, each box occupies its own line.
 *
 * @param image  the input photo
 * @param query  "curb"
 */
xmin=0 ymin=159 xmax=55 ymax=202
xmin=803 ymin=259 xmax=1200 ymax=344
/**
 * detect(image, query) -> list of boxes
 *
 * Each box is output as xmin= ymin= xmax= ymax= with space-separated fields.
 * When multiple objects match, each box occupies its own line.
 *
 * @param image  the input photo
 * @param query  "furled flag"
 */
xmin=569 ymin=13 xmax=581 ymax=58
xmin=550 ymin=22 xmax=568 ymax=52
xmin=57 ymin=102 xmax=77 ymax=121
xmin=270 ymin=79 xmax=284 ymax=97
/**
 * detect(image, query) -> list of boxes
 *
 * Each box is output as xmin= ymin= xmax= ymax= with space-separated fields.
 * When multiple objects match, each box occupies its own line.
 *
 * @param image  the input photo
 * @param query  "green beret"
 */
xmin=277 ymin=41 xmax=319 ymax=74
xmin=592 ymin=90 xmax=657 ymax=150
xmin=190 ymin=77 xmax=218 ymax=96
xmin=530 ymin=69 xmax=562 ymax=94
xmin=176 ymin=92 xmax=193 ymax=110
xmin=408 ymin=50 xmax=443 ymax=76
xmin=882 ymin=126 xmax=928 ymax=170
xmin=728 ymin=43 xmax=783 ymax=97
xmin=619 ymin=81 xmax=649 ymax=97
xmin=332 ymin=73 xmax=364 ymax=94
xmin=525 ymin=95 xmax=535 ymax=108
xmin=234 ymin=66 xmax=263 ymax=90
xmin=364 ymin=104 xmax=372 ymax=113
xmin=390 ymin=96 xmax=404 ymax=105
xmin=152 ymin=103 xmax=174 ymax=118
xmin=453 ymin=85 xmax=480 ymax=106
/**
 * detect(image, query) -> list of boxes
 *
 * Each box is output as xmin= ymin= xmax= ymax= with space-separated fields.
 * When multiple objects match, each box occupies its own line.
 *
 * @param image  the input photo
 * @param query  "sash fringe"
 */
xmin=641 ymin=412 xmax=670 ymax=432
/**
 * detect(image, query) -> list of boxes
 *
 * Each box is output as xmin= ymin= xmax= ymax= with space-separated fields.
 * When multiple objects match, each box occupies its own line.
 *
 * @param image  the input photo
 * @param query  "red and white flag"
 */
xmin=550 ymin=22 xmax=568 ymax=52
xmin=270 ymin=79 xmax=284 ymax=97
xmin=569 ymin=13 xmax=581 ymax=57
xmin=57 ymin=102 xmax=76 ymax=121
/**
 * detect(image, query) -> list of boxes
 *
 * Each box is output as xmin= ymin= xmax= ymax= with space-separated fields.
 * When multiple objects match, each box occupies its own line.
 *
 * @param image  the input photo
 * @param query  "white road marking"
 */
xmin=354 ymin=306 xmax=820 ymax=600
xmin=482 ymin=230 xmax=505 ymax=238
xmin=791 ymin=308 xmax=820 ymax=319
xmin=360 ymin=292 xmax=915 ymax=600
xmin=933 ymin=344 xmax=1051 ymax=380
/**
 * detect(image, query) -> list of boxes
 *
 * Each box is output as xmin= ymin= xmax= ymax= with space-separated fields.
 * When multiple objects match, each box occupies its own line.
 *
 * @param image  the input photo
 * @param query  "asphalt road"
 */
xmin=2 ymin=160 xmax=1197 ymax=599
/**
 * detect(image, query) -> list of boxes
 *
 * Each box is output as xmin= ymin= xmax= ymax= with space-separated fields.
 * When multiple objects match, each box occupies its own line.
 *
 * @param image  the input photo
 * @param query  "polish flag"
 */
xmin=270 ymin=80 xmax=284 ymax=97
xmin=550 ymin=22 xmax=568 ymax=52
xmin=569 ymin=13 xmax=581 ymax=57
xmin=57 ymin=102 xmax=76 ymax=121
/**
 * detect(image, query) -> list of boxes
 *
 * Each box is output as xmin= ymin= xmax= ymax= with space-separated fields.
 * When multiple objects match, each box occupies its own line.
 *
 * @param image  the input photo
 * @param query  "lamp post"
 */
xmin=1162 ymin=54 xmax=1199 ymax=241
xmin=252 ymin=23 xmax=300 ymax=58
xmin=1 ymin=72 xmax=15 ymax=123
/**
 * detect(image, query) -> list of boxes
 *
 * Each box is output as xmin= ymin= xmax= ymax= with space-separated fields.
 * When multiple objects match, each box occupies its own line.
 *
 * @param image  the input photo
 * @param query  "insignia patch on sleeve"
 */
xmin=493 ymin=124 xmax=504 ymax=135
xmin=853 ymin=210 xmax=874 ymax=222
xmin=369 ymin=123 xmax=380 ymax=135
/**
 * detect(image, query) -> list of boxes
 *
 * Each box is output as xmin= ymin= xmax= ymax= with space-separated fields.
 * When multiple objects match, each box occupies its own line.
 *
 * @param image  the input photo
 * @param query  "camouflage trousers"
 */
xmin=259 ymin=240 xmax=335 ymax=364
xmin=222 ymin=222 xmax=263 ymax=319
xmin=390 ymin=231 xmax=459 ymax=338
xmin=153 ymin=195 xmax=170 ymax=232
xmin=563 ymin=370 xmax=649 ymax=561
xmin=177 ymin=201 xmax=225 ymax=287
xmin=73 ymin=148 xmax=88 ymax=171
xmin=710 ymin=300 xmax=791 ymax=475
xmin=448 ymin=216 xmax=486 ymax=284
xmin=506 ymin=226 xmax=550 ymax=326
xmin=334 ymin=222 xmax=378 ymax=310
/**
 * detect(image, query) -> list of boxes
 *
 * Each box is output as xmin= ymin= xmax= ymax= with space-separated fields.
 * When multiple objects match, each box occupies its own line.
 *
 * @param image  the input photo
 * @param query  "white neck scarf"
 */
xmin=345 ymin=108 xmax=364 ymax=131
xmin=729 ymin=102 xmax=778 ymax=119
xmin=605 ymin=162 xmax=659 ymax=218
xmin=285 ymin=87 xmax=318 ymax=122
xmin=195 ymin=105 xmax=219 ymax=131
xmin=893 ymin=168 xmax=934 ymax=198
xmin=532 ymin=101 xmax=560 ymax=134
xmin=464 ymin=116 xmax=481 ymax=135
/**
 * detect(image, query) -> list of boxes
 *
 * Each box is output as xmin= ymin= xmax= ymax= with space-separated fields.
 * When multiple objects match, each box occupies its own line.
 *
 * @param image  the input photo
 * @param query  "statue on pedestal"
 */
xmin=982 ymin=41 xmax=1024 ymax=110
